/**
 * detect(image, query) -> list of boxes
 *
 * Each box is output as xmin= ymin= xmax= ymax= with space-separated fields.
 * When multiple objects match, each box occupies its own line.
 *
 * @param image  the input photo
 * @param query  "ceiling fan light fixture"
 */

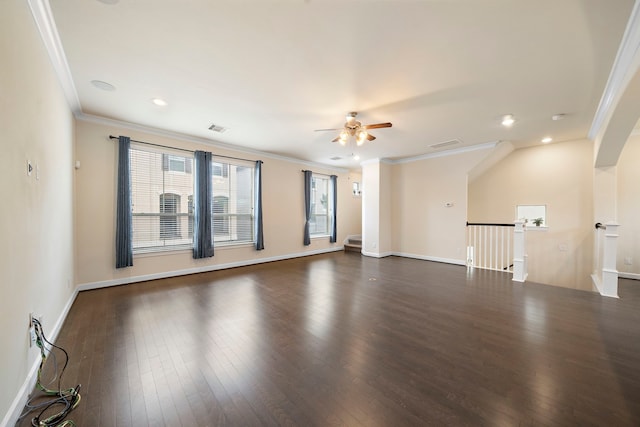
xmin=339 ymin=130 xmax=349 ymax=145
xmin=346 ymin=112 xmax=357 ymax=124
xmin=356 ymin=130 xmax=367 ymax=145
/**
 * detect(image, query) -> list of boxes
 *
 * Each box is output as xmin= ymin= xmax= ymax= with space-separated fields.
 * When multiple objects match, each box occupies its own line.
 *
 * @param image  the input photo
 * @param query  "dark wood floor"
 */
xmin=20 ymin=253 xmax=640 ymax=426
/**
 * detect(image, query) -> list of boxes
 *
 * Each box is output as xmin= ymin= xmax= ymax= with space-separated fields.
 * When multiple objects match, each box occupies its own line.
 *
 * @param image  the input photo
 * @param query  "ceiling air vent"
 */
xmin=208 ymin=124 xmax=227 ymax=133
xmin=330 ymin=156 xmax=342 ymax=161
xmin=430 ymin=139 xmax=461 ymax=149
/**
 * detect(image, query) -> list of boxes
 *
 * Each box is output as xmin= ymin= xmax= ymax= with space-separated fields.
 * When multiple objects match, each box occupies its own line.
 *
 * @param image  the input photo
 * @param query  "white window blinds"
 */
xmin=130 ymin=145 xmax=193 ymax=252
xmin=128 ymin=144 xmax=255 ymax=253
xmin=310 ymin=175 xmax=331 ymax=236
xmin=211 ymin=159 xmax=254 ymax=245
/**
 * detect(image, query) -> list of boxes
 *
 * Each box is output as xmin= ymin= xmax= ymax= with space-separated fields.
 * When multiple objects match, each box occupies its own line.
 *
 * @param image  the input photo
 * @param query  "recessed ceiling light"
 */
xmin=97 ymin=0 xmax=119 ymax=4
xmin=501 ymin=114 xmax=515 ymax=127
xmin=552 ymin=114 xmax=565 ymax=121
xmin=90 ymin=80 xmax=116 ymax=91
xmin=541 ymin=137 xmax=553 ymax=143
xmin=152 ymin=98 xmax=168 ymax=106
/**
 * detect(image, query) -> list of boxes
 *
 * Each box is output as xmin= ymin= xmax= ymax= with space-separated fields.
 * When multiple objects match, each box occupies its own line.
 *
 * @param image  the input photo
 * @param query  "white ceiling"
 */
xmin=47 ymin=0 xmax=635 ymax=168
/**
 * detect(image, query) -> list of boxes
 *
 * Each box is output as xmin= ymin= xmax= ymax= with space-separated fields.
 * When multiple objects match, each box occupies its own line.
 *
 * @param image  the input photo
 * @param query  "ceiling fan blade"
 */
xmin=331 ymin=136 xmax=341 ymax=143
xmin=315 ymin=128 xmax=342 ymax=132
xmin=363 ymin=122 xmax=392 ymax=130
xmin=367 ymin=133 xmax=376 ymax=141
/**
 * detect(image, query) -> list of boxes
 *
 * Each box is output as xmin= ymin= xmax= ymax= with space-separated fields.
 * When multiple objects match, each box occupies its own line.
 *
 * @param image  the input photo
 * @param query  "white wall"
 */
xmin=0 ymin=0 xmax=75 ymax=424
xmin=361 ymin=160 xmax=381 ymax=255
xmin=617 ymin=133 xmax=640 ymax=278
xmin=74 ymin=119 xmax=361 ymax=287
xmin=468 ymin=139 xmax=595 ymax=290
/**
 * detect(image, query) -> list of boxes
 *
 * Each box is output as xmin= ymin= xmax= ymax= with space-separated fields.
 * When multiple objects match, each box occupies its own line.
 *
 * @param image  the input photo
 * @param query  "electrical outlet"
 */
xmin=624 ymin=257 xmax=633 ymax=265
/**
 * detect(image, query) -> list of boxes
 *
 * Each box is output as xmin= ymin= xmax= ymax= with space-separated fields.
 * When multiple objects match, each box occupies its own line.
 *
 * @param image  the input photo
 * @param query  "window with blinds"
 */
xmin=310 ymin=174 xmax=332 ymax=236
xmin=211 ymin=159 xmax=254 ymax=245
xmin=129 ymin=144 xmax=255 ymax=253
xmin=130 ymin=145 xmax=193 ymax=252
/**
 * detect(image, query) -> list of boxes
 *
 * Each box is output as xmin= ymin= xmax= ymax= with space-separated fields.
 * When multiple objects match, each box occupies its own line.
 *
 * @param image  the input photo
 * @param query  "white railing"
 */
xmin=466 ymin=221 xmax=528 ymax=282
xmin=592 ymin=222 xmax=619 ymax=298
xmin=512 ymin=220 xmax=528 ymax=282
xmin=466 ymin=222 xmax=514 ymax=272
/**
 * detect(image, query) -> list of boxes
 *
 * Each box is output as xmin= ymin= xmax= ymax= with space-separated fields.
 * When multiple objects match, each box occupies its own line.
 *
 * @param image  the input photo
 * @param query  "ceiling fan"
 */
xmin=315 ymin=112 xmax=392 ymax=146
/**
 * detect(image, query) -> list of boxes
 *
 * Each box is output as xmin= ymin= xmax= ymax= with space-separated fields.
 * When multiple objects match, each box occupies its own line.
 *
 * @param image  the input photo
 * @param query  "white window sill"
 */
xmin=133 ymin=241 xmax=255 ymax=257
xmin=310 ymin=234 xmax=331 ymax=239
xmin=526 ymin=226 xmax=548 ymax=231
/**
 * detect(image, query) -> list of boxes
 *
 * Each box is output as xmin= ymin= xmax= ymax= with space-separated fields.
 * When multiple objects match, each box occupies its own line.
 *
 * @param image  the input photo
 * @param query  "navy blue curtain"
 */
xmin=303 ymin=170 xmax=312 ymax=245
xmin=254 ymin=161 xmax=264 ymax=250
xmin=330 ymin=175 xmax=337 ymax=243
xmin=193 ymin=150 xmax=214 ymax=259
xmin=115 ymin=136 xmax=133 ymax=268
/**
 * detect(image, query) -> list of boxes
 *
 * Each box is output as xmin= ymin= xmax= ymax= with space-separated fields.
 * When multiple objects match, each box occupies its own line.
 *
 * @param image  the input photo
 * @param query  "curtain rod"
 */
xmin=301 ymin=169 xmax=336 ymax=176
xmin=109 ymin=135 xmax=260 ymax=164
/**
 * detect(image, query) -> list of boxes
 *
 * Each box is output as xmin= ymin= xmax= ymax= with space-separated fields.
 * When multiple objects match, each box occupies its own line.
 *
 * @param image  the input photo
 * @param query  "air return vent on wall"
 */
xmin=208 ymin=124 xmax=227 ymax=133
xmin=430 ymin=139 xmax=461 ymax=149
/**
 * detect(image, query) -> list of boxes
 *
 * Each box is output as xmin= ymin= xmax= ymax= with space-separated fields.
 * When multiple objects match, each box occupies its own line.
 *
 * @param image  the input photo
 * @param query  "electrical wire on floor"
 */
xmin=17 ymin=318 xmax=81 ymax=427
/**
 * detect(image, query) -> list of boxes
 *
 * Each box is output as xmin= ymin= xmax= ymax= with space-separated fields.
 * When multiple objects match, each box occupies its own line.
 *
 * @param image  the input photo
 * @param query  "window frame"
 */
xmin=128 ymin=144 xmax=257 ymax=255
xmin=309 ymin=174 xmax=334 ymax=238
xmin=130 ymin=145 xmax=194 ymax=254
xmin=210 ymin=158 xmax=255 ymax=247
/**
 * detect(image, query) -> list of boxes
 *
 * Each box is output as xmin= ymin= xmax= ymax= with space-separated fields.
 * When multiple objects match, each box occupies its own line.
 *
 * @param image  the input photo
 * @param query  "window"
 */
xmin=129 ymin=145 xmax=256 ymax=253
xmin=130 ymin=146 xmax=193 ymax=252
xmin=352 ymin=181 xmax=361 ymax=196
xmin=212 ymin=162 xmax=229 ymax=178
xmin=516 ymin=205 xmax=547 ymax=227
xmin=310 ymin=175 xmax=333 ymax=236
xmin=162 ymin=154 xmax=192 ymax=173
xmin=211 ymin=159 xmax=254 ymax=245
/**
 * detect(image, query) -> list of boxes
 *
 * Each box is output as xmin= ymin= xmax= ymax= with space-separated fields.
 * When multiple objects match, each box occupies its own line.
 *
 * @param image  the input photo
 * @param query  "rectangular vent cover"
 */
xmin=330 ymin=156 xmax=342 ymax=161
xmin=208 ymin=124 xmax=227 ymax=133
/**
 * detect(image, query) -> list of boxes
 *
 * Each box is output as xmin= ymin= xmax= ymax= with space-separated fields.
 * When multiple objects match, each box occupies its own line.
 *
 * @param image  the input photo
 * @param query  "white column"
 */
xmin=600 ymin=222 xmax=620 ymax=298
xmin=512 ymin=220 xmax=527 ymax=283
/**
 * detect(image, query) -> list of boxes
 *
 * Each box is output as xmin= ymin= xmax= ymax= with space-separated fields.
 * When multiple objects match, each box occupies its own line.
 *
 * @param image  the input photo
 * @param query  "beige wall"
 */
xmin=617 ymin=133 xmax=640 ymax=277
xmin=74 ymin=120 xmax=361 ymax=286
xmin=468 ymin=139 xmax=595 ymax=290
xmin=0 ymin=0 xmax=75 ymax=423
xmin=392 ymin=149 xmax=489 ymax=263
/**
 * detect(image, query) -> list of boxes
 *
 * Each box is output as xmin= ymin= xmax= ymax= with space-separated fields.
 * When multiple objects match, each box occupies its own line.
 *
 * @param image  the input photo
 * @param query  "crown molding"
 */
xmin=76 ymin=113 xmax=349 ymax=173
xmin=27 ymin=0 xmax=81 ymax=113
xmin=588 ymin=0 xmax=640 ymax=141
xmin=389 ymin=141 xmax=499 ymax=164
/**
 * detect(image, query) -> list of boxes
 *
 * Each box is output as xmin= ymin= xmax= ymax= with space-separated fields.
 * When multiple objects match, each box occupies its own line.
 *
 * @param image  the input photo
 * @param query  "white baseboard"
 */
xmin=361 ymin=250 xmax=393 ymax=258
xmin=619 ymin=272 xmax=640 ymax=281
xmin=392 ymin=252 xmax=466 ymax=266
xmin=2 ymin=288 xmax=79 ymax=427
xmin=78 ymin=247 xmax=344 ymax=291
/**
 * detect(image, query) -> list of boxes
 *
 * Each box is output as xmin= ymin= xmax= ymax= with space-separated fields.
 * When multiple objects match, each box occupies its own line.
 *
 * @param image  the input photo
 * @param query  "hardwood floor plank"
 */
xmin=17 ymin=253 xmax=640 ymax=426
